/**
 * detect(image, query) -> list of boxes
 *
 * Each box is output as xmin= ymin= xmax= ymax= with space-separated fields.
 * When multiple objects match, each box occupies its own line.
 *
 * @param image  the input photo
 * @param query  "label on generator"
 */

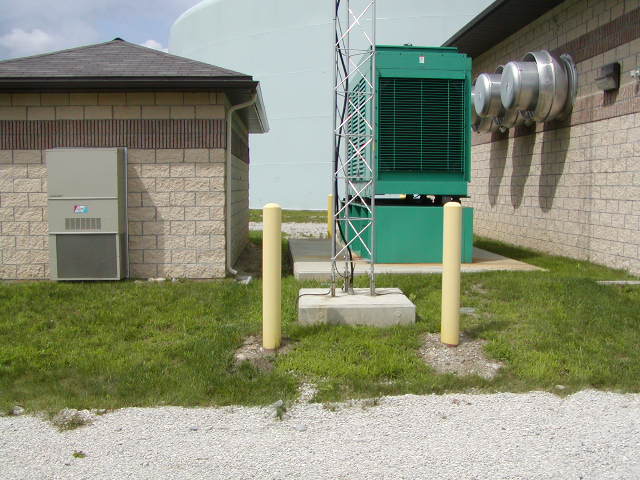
xmin=73 ymin=205 xmax=89 ymax=214
xmin=418 ymin=56 xmax=425 ymax=64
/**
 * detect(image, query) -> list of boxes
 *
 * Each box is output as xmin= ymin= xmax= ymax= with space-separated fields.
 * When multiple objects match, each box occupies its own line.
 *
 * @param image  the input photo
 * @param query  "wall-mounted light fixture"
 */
xmin=595 ymin=62 xmax=620 ymax=91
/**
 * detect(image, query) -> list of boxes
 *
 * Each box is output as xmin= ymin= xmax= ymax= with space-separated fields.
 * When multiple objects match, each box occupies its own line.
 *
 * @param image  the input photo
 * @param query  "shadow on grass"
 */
xmin=474 ymin=236 xmax=543 ymax=264
xmin=474 ymin=235 xmax=637 ymax=280
xmin=246 ymin=230 xmax=293 ymax=277
xmin=463 ymin=319 xmax=511 ymax=339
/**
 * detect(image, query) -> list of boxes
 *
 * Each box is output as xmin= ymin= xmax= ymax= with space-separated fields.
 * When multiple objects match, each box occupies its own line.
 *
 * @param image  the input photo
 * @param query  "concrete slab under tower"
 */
xmin=298 ymin=287 xmax=416 ymax=327
xmin=290 ymin=239 xmax=543 ymax=280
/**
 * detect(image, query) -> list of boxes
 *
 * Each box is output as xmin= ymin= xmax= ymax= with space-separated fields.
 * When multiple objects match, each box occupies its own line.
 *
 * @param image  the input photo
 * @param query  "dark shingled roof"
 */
xmin=0 ymin=38 xmax=258 ymax=91
xmin=442 ymin=0 xmax=564 ymax=58
xmin=0 ymin=38 xmax=269 ymax=133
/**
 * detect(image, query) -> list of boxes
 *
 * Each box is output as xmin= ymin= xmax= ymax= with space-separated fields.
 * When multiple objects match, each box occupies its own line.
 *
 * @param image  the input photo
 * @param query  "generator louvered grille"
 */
xmin=378 ymin=77 xmax=465 ymax=173
xmin=347 ymin=78 xmax=370 ymax=180
xmin=65 ymin=217 xmax=102 ymax=231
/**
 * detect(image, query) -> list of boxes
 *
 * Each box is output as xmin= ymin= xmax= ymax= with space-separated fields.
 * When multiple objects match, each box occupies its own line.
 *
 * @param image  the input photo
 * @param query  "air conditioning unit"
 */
xmin=47 ymin=148 xmax=127 ymax=280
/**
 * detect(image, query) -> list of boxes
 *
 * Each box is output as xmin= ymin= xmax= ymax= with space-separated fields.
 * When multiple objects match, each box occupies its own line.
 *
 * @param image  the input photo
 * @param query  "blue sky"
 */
xmin=0 ymin=0 xmax=200 ymax=60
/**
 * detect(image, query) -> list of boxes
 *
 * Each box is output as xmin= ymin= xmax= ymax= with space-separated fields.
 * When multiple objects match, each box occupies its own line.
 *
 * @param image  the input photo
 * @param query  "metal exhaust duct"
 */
xmin=473 ymin=72 xmax=504 ymax=118
xmin=471 ymin=89 xmax=499 ymax=133
xmin=500 ymin=50 xmax=577 ymax=123
xmin=493 ymin=65 xmax=532 ymax=130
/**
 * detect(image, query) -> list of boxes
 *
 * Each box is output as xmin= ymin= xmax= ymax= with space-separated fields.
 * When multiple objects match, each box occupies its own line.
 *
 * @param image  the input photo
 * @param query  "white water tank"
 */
xmin=170 ymin=0 xmax=491 ymax=209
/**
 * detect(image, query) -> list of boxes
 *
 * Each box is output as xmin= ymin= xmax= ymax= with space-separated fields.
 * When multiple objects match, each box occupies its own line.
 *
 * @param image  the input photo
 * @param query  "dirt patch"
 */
xmin=419 ymin=333 xmax=503 ymax=380
xmin=233 ymin=335 xmax=295 ymax=372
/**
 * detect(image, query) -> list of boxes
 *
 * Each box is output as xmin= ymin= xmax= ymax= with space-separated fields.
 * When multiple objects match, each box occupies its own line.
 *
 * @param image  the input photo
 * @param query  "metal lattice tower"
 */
xmin=331 ymin=0 xmax=377 ymax=296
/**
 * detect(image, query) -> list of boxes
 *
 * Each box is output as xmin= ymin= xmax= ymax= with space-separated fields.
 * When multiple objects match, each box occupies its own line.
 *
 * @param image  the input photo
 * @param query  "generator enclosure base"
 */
xmin=347 ymin=204 xmax=474 ymax=264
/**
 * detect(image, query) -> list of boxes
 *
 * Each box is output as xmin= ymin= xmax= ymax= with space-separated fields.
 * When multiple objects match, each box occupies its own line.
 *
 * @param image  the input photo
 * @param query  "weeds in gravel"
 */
xmin=72 ymin=451 xmax=86 ymax=459
xmin=360 ymin=397 xmax=381 ymax=409
xmin=1 ymin=221 xmax=639 ymax=413
xmin=50 ymin=409 xmax=96 ymax=431
xmin=273 ymin=400 xmax=287 ymax=420
xmin=322 ymin=403 xmax=340 ymax=412
xmin=53 ymin=415 xmax=91 ymax=431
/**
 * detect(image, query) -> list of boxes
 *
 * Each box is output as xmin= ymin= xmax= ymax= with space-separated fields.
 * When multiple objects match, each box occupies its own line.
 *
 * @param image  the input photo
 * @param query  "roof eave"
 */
xmin=442 ymin=0 xmax=565 ymax=58
xmin=0 ymin=77 xmax=258 ymax=92
xmin=226 ymin=85 xmax=269 ymax=134
xmin=250 ymin=84 xmax=269 ymax=134
xmin=442 ymin=0 xmax=506 ymax=49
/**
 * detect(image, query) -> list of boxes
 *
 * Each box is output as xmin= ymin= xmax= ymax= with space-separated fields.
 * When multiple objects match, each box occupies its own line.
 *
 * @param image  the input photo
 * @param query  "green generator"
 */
xmin=346 ymin=45 xmax=473 ymax=263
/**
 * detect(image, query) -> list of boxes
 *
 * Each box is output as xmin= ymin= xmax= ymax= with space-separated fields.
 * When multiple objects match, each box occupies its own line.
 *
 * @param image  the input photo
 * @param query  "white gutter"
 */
xmin=225 ymin=93 xmax=257 ymax=276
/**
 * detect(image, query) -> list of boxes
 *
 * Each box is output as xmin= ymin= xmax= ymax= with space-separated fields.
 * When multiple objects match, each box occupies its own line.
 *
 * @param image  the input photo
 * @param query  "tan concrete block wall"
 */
xmin=230 ymin=156 xmax=250 ymax=265
xmin=0 ymin=152 xmax=48 ymax=279
xmin=1 ymin=147 xmax=231 ymax=280
xmin=468 ymin=0 xmax=640 ymax=275
xmin=0 ymin=91 xmax=226 ymax=121
xmin=0 ymin=91 xmax=243 ymax=280
xmin=229 ymin=115 xmax=250 ymax=266
xmin=127 ymin=148 xmax=227 ymax=279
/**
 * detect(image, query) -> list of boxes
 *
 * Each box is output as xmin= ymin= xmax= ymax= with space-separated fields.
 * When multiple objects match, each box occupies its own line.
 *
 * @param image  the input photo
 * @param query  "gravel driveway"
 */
xmin=2 ymin=390 xmax=639 ymax=479
xmin=250 ymin=222 xmax=327 ymax=238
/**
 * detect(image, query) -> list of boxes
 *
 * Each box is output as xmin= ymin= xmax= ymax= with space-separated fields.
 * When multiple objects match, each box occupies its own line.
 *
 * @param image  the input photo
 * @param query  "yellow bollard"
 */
xmin=262 ymin=203 xmax=282 ymax=351
xmin=441 ymin=202 xmax=462 ymax=347
xmin=327 ymin=194 xmax=334 ymax=238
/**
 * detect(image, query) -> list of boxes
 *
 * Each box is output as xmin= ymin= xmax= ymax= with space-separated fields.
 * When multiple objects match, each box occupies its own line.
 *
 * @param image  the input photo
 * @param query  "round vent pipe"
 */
xmin=493 ymin=65 xmax=532 ymax=130
xmin=471 ymin=89 xmax=499 ymax=133
xmin=500 ymin=61 xmax=539 ymax=111
xmin=473 ymin=73 xmax=504 ymax=118
xmin=500 ymin=50 xmax=577 ymax=123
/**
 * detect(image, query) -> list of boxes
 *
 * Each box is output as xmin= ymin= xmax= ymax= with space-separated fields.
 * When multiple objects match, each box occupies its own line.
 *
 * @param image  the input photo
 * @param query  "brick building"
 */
xmin=0 ymin=39 xmax=268 ymax=280
xmin=445 ymin=0 xmax=640 ymax=275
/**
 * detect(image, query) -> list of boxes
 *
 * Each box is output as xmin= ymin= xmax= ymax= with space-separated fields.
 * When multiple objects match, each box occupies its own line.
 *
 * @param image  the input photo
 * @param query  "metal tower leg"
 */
xmin=332 ymin=0 xmax=377 ymax=296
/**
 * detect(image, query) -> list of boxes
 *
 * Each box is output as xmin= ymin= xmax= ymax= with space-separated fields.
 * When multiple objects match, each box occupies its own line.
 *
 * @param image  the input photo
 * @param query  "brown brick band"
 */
xmin=550 ymin=7 xmax=640 ymax=64
xmin=0 ymin=119 xmax=226 ymax=150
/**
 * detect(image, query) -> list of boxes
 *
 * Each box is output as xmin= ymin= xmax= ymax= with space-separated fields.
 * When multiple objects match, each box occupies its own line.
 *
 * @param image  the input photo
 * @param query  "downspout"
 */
xmin=226 ymin=93 xmax=257 ymax=276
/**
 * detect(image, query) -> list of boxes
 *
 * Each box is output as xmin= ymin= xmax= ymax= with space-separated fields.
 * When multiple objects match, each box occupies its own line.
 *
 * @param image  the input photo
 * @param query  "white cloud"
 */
xmin=0 ymin=0 xmax=199 ymax=60
xmin=0 ymin=28 xmax=58 ymax=57
xmin=0 ymin=22 xmax=100 ymax=59
xmin=140 ymin=39 xmax=168 ymax=52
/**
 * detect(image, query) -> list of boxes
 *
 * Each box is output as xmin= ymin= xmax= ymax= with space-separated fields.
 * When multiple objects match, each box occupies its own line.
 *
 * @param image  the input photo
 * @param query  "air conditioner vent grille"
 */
xmin=65 ymin=217 xmax=102 ymax=231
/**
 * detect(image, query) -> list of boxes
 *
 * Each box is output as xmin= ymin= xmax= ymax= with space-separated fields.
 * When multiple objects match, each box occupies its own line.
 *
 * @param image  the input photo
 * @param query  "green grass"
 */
xmin=250 ymin=209 xmax=326 ymax=223
xmin=1 ymin=233 xmax=639 ymax=414
xmin=0 ymin=278 xmax=297 ymax=413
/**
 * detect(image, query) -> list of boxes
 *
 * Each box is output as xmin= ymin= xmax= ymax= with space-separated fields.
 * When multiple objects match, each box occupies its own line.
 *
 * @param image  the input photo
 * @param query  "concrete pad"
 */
xmin=298 ymin=287 xmax=416 ymax=327
xmin=289 ymin=239 xmax=543 ymax=280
